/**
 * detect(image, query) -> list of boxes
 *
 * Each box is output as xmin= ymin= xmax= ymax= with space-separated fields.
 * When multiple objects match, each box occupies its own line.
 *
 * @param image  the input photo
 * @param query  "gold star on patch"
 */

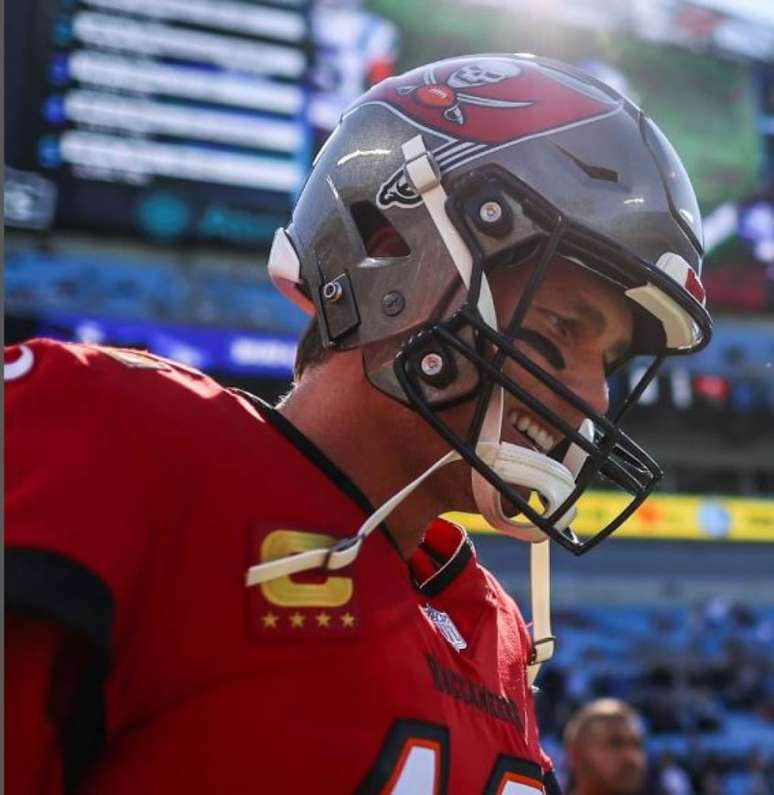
xmin=261 ymin=612 xmax=279 ymax=629
xmin=340 ymin=612 xmax=355 ymax=628
xmin=290 ymin=612 xmax=305 ymax=628
xmin=316 ymin=612 xmax=331 ymax=628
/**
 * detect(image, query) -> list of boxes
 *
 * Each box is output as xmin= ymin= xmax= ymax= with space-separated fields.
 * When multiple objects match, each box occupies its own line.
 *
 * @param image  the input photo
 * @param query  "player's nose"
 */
xmin=565 ymin=357 xmax=610 ymax=418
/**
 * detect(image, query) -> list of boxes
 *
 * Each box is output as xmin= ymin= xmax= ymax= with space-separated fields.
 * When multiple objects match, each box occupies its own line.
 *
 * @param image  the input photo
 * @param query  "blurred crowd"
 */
xmin=537 ymin=599 xmax=774 ymax=794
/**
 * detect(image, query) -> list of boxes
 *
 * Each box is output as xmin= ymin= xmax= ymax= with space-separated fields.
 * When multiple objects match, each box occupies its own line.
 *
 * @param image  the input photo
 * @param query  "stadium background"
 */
xmin=4 ymin=0 xmax=774 ymax=791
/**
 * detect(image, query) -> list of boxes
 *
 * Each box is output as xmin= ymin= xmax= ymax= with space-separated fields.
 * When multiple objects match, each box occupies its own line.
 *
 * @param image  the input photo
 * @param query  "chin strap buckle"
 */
xmin=528 ymin=634 xmax=557 ymax=666
xmin=402 ymin=137 xmax=442 ymax=194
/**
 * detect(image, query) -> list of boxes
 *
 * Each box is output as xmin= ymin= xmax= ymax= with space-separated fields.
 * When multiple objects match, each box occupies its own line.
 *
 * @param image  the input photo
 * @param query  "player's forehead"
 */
xmin=532 ymin=256 xmax=622 ymax=298
xmin=489 ymin=256 xmax=632 ymax=325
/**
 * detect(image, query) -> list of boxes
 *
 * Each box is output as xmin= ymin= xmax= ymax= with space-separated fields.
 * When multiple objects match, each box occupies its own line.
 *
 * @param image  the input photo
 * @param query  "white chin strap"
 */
xmin=245 ymin=445 xmax=463 ymax=588
xmin=247 ymin=134 xmax=589 ymax=685
xmin=473 ymin=403 xmax=594 ymax=685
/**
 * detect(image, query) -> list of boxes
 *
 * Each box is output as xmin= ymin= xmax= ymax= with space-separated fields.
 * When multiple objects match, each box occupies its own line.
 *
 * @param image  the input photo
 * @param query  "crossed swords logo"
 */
xmin=376 ymin=59 xmax=534 ymax=208
xmin=395 ymin=60 xmax=532 ymax=126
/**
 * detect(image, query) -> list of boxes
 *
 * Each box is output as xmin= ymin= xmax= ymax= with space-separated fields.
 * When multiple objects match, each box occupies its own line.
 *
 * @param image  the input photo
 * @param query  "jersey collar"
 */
xmin=236 ymin=391 xmax=404 ymax=559
xmin=410 ymin=518 xmax=476 ymax=597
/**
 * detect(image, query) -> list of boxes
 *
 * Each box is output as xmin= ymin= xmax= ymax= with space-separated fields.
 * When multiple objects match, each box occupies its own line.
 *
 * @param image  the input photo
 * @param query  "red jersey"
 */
xmin=5 ymin=339 xmax=554 ymax=794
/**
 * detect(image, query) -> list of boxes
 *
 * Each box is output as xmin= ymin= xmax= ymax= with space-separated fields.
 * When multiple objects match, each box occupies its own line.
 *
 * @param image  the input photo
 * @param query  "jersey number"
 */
xmin=356 ymin=720 xmax=545 ymax=794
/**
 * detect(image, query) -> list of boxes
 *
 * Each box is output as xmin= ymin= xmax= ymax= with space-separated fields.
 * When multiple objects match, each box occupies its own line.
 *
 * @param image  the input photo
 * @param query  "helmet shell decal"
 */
xmin=360 ymin=55 xmax=622 ymax=208
xmin=363 ymin=56 xmax=619 ymax=145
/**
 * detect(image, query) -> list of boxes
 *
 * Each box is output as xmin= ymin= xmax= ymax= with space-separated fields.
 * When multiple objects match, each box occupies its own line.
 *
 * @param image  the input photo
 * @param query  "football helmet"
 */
xmin=268 ymin=53 xmax=711 ymax=557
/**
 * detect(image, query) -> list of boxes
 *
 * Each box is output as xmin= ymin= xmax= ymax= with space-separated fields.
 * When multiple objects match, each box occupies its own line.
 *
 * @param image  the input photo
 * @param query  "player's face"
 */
xmin=488 ymin=257 xmax=633 ymax=448
xmin=424 ymin=257 xmax=633 ymax=515
xmin=572 ymin=716 xmax=646 ymax=795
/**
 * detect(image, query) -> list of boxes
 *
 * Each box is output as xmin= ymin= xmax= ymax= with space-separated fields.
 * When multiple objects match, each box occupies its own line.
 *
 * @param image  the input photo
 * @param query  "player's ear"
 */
xmin=366 ymin=225 xmax=410 ymax=258
xmin=351 ymin=202 xmax=410 ymax=258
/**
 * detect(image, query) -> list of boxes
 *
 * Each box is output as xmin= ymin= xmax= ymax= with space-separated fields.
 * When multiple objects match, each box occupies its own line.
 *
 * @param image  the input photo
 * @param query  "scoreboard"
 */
xmin=5 ymin=0 xmax=312 ymax=245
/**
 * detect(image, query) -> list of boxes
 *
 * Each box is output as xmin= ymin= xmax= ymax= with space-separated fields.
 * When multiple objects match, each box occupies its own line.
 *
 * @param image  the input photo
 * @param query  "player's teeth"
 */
xmin=510 ymin=411 xmax=555 ymax=450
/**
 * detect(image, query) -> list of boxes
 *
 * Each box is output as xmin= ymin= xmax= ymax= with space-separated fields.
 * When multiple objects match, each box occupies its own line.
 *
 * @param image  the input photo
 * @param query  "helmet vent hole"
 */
xmin=350 ymin=201 xmax=411 ymax=258
xmin=554 ymin=143 xmax=619 ymax=183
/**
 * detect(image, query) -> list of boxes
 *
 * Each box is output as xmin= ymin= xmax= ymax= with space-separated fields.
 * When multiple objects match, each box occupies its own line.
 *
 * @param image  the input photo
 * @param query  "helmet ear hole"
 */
xmin=349 ymin=201 xmax=411 ymax=258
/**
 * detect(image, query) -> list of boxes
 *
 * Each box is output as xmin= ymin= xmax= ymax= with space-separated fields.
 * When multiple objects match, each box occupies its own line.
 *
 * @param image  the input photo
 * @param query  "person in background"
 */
xmin=563 ymin=698 xmax=647 ymax=795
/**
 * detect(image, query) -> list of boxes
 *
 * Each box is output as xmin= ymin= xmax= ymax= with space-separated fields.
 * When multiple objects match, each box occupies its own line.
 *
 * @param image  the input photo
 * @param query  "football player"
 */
xmin=6 ymin=54 xmax=710 ymax=794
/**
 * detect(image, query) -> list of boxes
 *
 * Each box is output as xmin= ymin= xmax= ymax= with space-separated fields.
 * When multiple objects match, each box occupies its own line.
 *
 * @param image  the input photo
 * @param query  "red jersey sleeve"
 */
xmin=5 ymin=339 xmax=192 ymax=651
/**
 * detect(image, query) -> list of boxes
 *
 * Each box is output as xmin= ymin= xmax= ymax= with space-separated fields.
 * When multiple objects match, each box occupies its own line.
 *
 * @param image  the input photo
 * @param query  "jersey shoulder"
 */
xmin=4 ymin=338 xmax=253 ymax=441
xmin=6 ymin=337 xmax=222 ymax=405
xmin=4 ymin=340 xmax=271 ymax=645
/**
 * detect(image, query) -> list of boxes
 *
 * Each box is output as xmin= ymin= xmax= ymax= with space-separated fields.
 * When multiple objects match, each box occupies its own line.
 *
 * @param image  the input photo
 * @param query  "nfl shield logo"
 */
xmin=422 ymin=604 xmax=467 ymax=652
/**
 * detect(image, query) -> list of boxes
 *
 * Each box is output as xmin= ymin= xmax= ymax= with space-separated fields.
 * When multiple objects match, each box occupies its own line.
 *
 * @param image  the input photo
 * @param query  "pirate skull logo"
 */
xmin=395 ymin=58 xmax=530 ymax=125
xmin=447 ymin=60 xmax=521 ymax=89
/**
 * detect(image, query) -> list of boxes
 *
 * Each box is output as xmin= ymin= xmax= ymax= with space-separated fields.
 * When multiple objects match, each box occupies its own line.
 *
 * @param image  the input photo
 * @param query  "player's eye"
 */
xmin=545 ymin=311 xmax=575 ymax=340
xmin=512 ymin=328 xmax=566 ymax=370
